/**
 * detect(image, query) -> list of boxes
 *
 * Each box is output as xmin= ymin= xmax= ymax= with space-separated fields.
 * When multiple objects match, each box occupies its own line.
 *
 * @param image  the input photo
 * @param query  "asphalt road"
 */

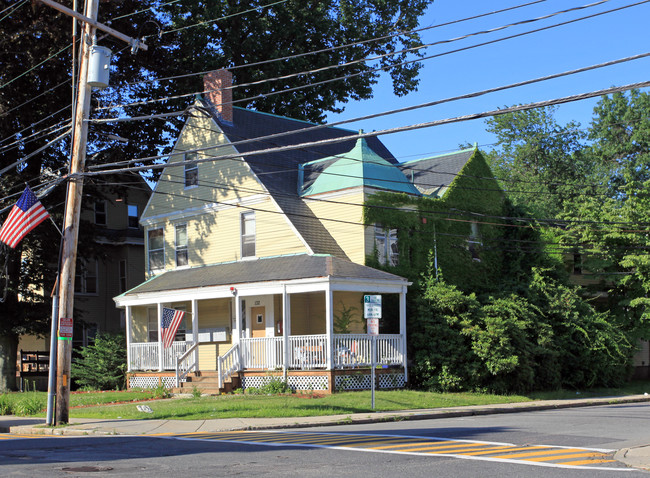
xmin=1 ymin=402 xmax=649 ymax=477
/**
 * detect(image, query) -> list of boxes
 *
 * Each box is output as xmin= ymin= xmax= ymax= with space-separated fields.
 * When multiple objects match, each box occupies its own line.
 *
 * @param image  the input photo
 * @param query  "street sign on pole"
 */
xmin=367 ymin=318 xmax=379 ymax=335
xmin=364 ymin=294 xmax=381 ymax=319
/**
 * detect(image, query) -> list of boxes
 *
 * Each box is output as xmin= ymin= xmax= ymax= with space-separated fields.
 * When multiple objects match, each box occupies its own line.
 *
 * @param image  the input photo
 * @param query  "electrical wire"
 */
xmin=84 ymin=80 xmax=650 ymax=177
xmin=0 ymin=0 xmax=28 ymax=22
xmin=97 ymin=0 xmax=621 ymax=111
xmin=114 ymin=0 xmax=548 ymax=88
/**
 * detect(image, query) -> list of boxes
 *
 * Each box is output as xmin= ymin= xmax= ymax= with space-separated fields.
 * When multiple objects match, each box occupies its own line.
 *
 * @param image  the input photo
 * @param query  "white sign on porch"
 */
xmin=364 ymin=294 xmax=382 ymax=319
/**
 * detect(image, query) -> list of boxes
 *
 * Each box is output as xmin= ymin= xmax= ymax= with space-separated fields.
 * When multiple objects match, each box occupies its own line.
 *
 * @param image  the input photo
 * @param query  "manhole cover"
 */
xmin=62 ymin=466 xmax=114 ymax=472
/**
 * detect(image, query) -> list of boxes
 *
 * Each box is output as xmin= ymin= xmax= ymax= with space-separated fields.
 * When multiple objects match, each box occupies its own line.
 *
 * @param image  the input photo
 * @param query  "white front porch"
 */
xmin=128 ymin=333 xmax=404 ymax=371
xmin=115 ymin=255 xmax=410 ymax=392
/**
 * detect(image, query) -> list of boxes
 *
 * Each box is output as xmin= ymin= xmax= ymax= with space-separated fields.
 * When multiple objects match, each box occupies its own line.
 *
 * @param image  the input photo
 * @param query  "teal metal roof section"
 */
xmin=300 ymin=138 xmax=420 ymax=196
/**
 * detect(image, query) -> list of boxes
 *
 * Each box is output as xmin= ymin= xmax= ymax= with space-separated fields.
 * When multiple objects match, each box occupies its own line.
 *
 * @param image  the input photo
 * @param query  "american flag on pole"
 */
xmin=161 ymin=307 xmax=185 ymax=348
xmin=0 ymin=186 xmax=50 ymax=248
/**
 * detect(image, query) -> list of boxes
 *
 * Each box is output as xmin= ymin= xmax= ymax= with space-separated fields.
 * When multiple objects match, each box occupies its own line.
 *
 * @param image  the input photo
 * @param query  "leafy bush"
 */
xmin=246 ymin=377 xmax=292 ymax=395
xmin=71 ymin=333 xmax=127 ymax=391
xmin=12 ymin=393 xmax=45 ymax=416
xmin=0 ymin=394 xmax=12 ymax=415
xmin=409 ymin=262 xmax=633 ymax=394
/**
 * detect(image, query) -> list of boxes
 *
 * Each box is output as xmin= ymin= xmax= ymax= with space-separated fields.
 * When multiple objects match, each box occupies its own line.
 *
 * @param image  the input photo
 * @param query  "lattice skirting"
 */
xmin=242 ymin=375 xmax=329 ymax=391
xmin=129 ymin=375 xmax=175 ymax=389
xmin=335 ymin=373 xmax=405 ymax=391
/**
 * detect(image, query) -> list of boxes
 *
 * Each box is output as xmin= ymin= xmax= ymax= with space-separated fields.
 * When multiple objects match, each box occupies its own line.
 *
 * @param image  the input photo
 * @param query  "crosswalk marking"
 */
xmin=162 ymin=430 xmax=630 ymax=471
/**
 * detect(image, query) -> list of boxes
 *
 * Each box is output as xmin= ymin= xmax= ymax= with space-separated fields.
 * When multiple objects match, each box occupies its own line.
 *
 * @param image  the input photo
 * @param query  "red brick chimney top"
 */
xmin=203 ymin=69 xmax=233 ymax=123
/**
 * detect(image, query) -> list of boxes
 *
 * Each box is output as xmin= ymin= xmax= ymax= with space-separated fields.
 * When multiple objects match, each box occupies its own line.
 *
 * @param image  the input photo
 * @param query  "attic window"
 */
xmin=375 ymin=225 xmax=398 ymax=266
xmin=184 ymin=152 xmax=198 ymax=188
xmin=241 ymin=211 xmax=256 ymax=258
xmin=467 ymin=221 xmax=482 ymax=262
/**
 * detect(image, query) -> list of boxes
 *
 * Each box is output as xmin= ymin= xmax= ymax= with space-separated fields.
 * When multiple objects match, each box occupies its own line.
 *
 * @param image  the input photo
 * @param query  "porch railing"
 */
xmin=218 ymin=343 xmax=241 ymax=389
xmin=175 ymin=342 xmax=199 ymax=387
xmin=129 ymin=341 xmax=189 ymax=371
xmin=129 ymin=335 xmax=404 ymax=372
xmin=333 ymin=334 xmax=403 ymax=368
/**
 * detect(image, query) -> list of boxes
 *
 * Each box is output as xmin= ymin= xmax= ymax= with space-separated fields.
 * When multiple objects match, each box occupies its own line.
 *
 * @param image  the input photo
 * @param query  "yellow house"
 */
xmin=115 ymin=70 xmax=424 ymax=393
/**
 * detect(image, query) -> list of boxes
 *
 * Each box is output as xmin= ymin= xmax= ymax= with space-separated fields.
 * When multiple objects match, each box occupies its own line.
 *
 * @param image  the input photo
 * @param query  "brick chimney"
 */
xmin=203 ymin=69 xmax=233 ymax=123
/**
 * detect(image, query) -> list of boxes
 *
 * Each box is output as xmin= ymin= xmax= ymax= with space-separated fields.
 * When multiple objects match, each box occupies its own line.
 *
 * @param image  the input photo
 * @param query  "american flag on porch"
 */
xmin=161 ymin=307 xmax=185 ymax=348
xmin=0 ymin=186 xmax=50 ymax=248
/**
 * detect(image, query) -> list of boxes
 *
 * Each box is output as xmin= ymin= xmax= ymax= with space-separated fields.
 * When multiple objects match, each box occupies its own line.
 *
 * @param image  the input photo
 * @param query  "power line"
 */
xmin=84 ymin=80 xmax=650 ymax=177
xmin=0 ymin=0 xmax=28 ymax=22
xmin=106 ymin=0 xmax=549 ymax=91
xmin=97 ymin=0 xmax=620 ymax=111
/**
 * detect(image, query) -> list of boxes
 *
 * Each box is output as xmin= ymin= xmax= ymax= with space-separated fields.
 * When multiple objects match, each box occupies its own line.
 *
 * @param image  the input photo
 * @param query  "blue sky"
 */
xmin=327 ymin=0 xmax=650 ymax=162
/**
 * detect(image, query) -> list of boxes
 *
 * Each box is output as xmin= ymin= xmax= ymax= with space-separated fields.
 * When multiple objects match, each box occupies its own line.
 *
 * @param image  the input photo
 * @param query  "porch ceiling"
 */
xmin=115 ymin=254 xmax=408 ymax=305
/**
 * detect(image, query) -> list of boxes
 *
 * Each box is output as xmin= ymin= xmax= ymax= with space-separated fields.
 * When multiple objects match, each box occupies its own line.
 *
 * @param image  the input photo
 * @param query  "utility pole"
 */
xmin=55 ymin=0 xmax=98 ymax=426
xmin=39 ymin=0 xmax=148 ymax=425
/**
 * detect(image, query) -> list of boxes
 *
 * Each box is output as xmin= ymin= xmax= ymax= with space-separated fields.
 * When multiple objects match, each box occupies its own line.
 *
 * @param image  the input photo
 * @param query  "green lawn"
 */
xmin=2 ymin=382 xmax=648 ymax=420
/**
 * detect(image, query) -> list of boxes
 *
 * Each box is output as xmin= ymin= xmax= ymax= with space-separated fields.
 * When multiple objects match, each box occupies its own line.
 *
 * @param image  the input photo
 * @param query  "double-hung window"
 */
xmin=74 ymin=259 xmax=98 ymax=295
xmin=375 ymin=225 xmax=398 ymax=266
xmin=148 ymin=227 xmax=164 ymax=272
xmin=467 ymin=221 xmax=482 ymax=262
xmin=241 ymin=211 xmax=256 ymax=258
xmin=184 ymin=151 xmax=198 ymax=188
xmin=127 ymin=204 xmax=139 ymax=228
xmin=119 ymin=259 xmax=127 ymax=293
xmin=94 ymin=201 xmax=106 ymax=225
xmin=175 ymin=223 xmax=188 ymax=267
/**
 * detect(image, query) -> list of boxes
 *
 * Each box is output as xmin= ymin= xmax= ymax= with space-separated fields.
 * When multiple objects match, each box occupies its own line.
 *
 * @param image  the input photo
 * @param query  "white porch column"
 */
xmin=125 ymin=305 xmax=132 ymax=372
xmin=191 ymin=299 xmax=198 ymax=370
xmin=233 ymin=294 xmax=241 ymax=344
xmin=325 ymin=284 xmax=334 ymax=370
xmin=282 ymin=285 xmax=290 ymax=376
xmin=400 ymin=285 xmax=408 ymax=382
xmin=157 ymin=302 xmax=164 ymax=371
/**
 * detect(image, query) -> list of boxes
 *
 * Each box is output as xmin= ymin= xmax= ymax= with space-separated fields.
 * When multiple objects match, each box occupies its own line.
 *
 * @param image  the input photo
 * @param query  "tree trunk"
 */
xmin=0 ymin=333 xmax=18 ymax=392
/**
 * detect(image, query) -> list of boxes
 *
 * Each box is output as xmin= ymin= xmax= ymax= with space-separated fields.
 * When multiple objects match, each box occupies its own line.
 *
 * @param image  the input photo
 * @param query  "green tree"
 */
xmin=484 ymin=106 xmax=595 ymax=218
xmin=568 ymin=90 xmax=650 ymax=337
xmin=71 ymin=333 xmax=127 ymax=390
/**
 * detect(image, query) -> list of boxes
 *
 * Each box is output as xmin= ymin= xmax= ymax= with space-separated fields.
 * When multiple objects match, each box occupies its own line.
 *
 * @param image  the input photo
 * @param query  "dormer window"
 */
xmin=184 ymin=151 xmax=198 ymax=188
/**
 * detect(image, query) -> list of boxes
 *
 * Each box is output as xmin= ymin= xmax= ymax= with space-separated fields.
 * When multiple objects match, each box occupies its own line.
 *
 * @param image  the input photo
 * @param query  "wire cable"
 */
xmin=84 ymin=80 xmax=650 ymax=176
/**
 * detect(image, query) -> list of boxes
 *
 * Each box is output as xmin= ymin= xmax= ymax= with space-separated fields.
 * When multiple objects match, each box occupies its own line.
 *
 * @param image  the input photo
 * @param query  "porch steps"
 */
xmin=174 ymin=371 xmax=241 ymax=395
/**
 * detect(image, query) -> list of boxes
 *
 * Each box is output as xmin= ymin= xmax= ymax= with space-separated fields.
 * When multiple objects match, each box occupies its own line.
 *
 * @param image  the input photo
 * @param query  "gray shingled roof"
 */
xmin=398 ymin=149 xmax=475 ymax=196
xmin=123 ymin=254 xmax=406 ymax=295
xmin=208 ymin=104 xmax=398 ymax=257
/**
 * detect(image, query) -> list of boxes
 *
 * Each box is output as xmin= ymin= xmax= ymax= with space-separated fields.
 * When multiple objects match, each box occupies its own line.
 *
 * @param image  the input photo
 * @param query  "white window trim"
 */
xmin=375 ymin=225 xmax=398 ymax=266
xmin=175 ymin=223 xmax=189 ymax=268
xmin=184 ymin=151 xmax=198 ymax=189
xmin=241 ymin=211 xmax=256 ymax=258
xmin=148 ymin=227 xmax=165 ymax=273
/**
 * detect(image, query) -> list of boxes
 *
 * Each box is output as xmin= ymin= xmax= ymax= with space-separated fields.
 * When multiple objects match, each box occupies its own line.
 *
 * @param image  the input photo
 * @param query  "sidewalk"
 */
xmin=2 ymin=394 xmax=650 ymax=470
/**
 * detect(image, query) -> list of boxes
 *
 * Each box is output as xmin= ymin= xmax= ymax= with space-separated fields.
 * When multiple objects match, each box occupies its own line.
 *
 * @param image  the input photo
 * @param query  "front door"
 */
xmin=251 ymin=306 xmax=266 ymax=338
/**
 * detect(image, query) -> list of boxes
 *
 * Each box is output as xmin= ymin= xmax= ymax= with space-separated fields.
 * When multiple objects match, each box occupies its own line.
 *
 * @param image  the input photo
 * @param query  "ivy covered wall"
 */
xmin=365 ymin=149 xmax=507 ymax=292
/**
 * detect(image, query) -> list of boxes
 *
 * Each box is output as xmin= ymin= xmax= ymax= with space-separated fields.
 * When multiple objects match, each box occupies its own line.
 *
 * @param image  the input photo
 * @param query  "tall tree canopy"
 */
xmin=0 ymin=0 xmax=433 ymax=390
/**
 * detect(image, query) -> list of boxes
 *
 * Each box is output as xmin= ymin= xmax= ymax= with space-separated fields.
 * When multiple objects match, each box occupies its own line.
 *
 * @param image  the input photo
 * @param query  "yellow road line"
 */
xmin=526 ymin=452 xmax=603 ymax=462
xmin=462 ymin=446 xmax=547 ymax=455
xmin=557 ymin=458 xmax=617 ymax=466
xmin=490 ymin=448 xmax=584 ymax=459
xmin=403 ymin=443 xmax=497 ymax=453
xmin=368 ymin=441 xmax=457 ymax=450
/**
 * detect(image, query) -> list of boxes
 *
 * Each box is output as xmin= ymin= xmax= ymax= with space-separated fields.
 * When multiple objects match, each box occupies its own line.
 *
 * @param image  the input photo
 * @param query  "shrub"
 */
xmin=0 ymin=394 xmax=12 ymax=415
xmin=71 ymin=333 xmax=127 ymax=390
